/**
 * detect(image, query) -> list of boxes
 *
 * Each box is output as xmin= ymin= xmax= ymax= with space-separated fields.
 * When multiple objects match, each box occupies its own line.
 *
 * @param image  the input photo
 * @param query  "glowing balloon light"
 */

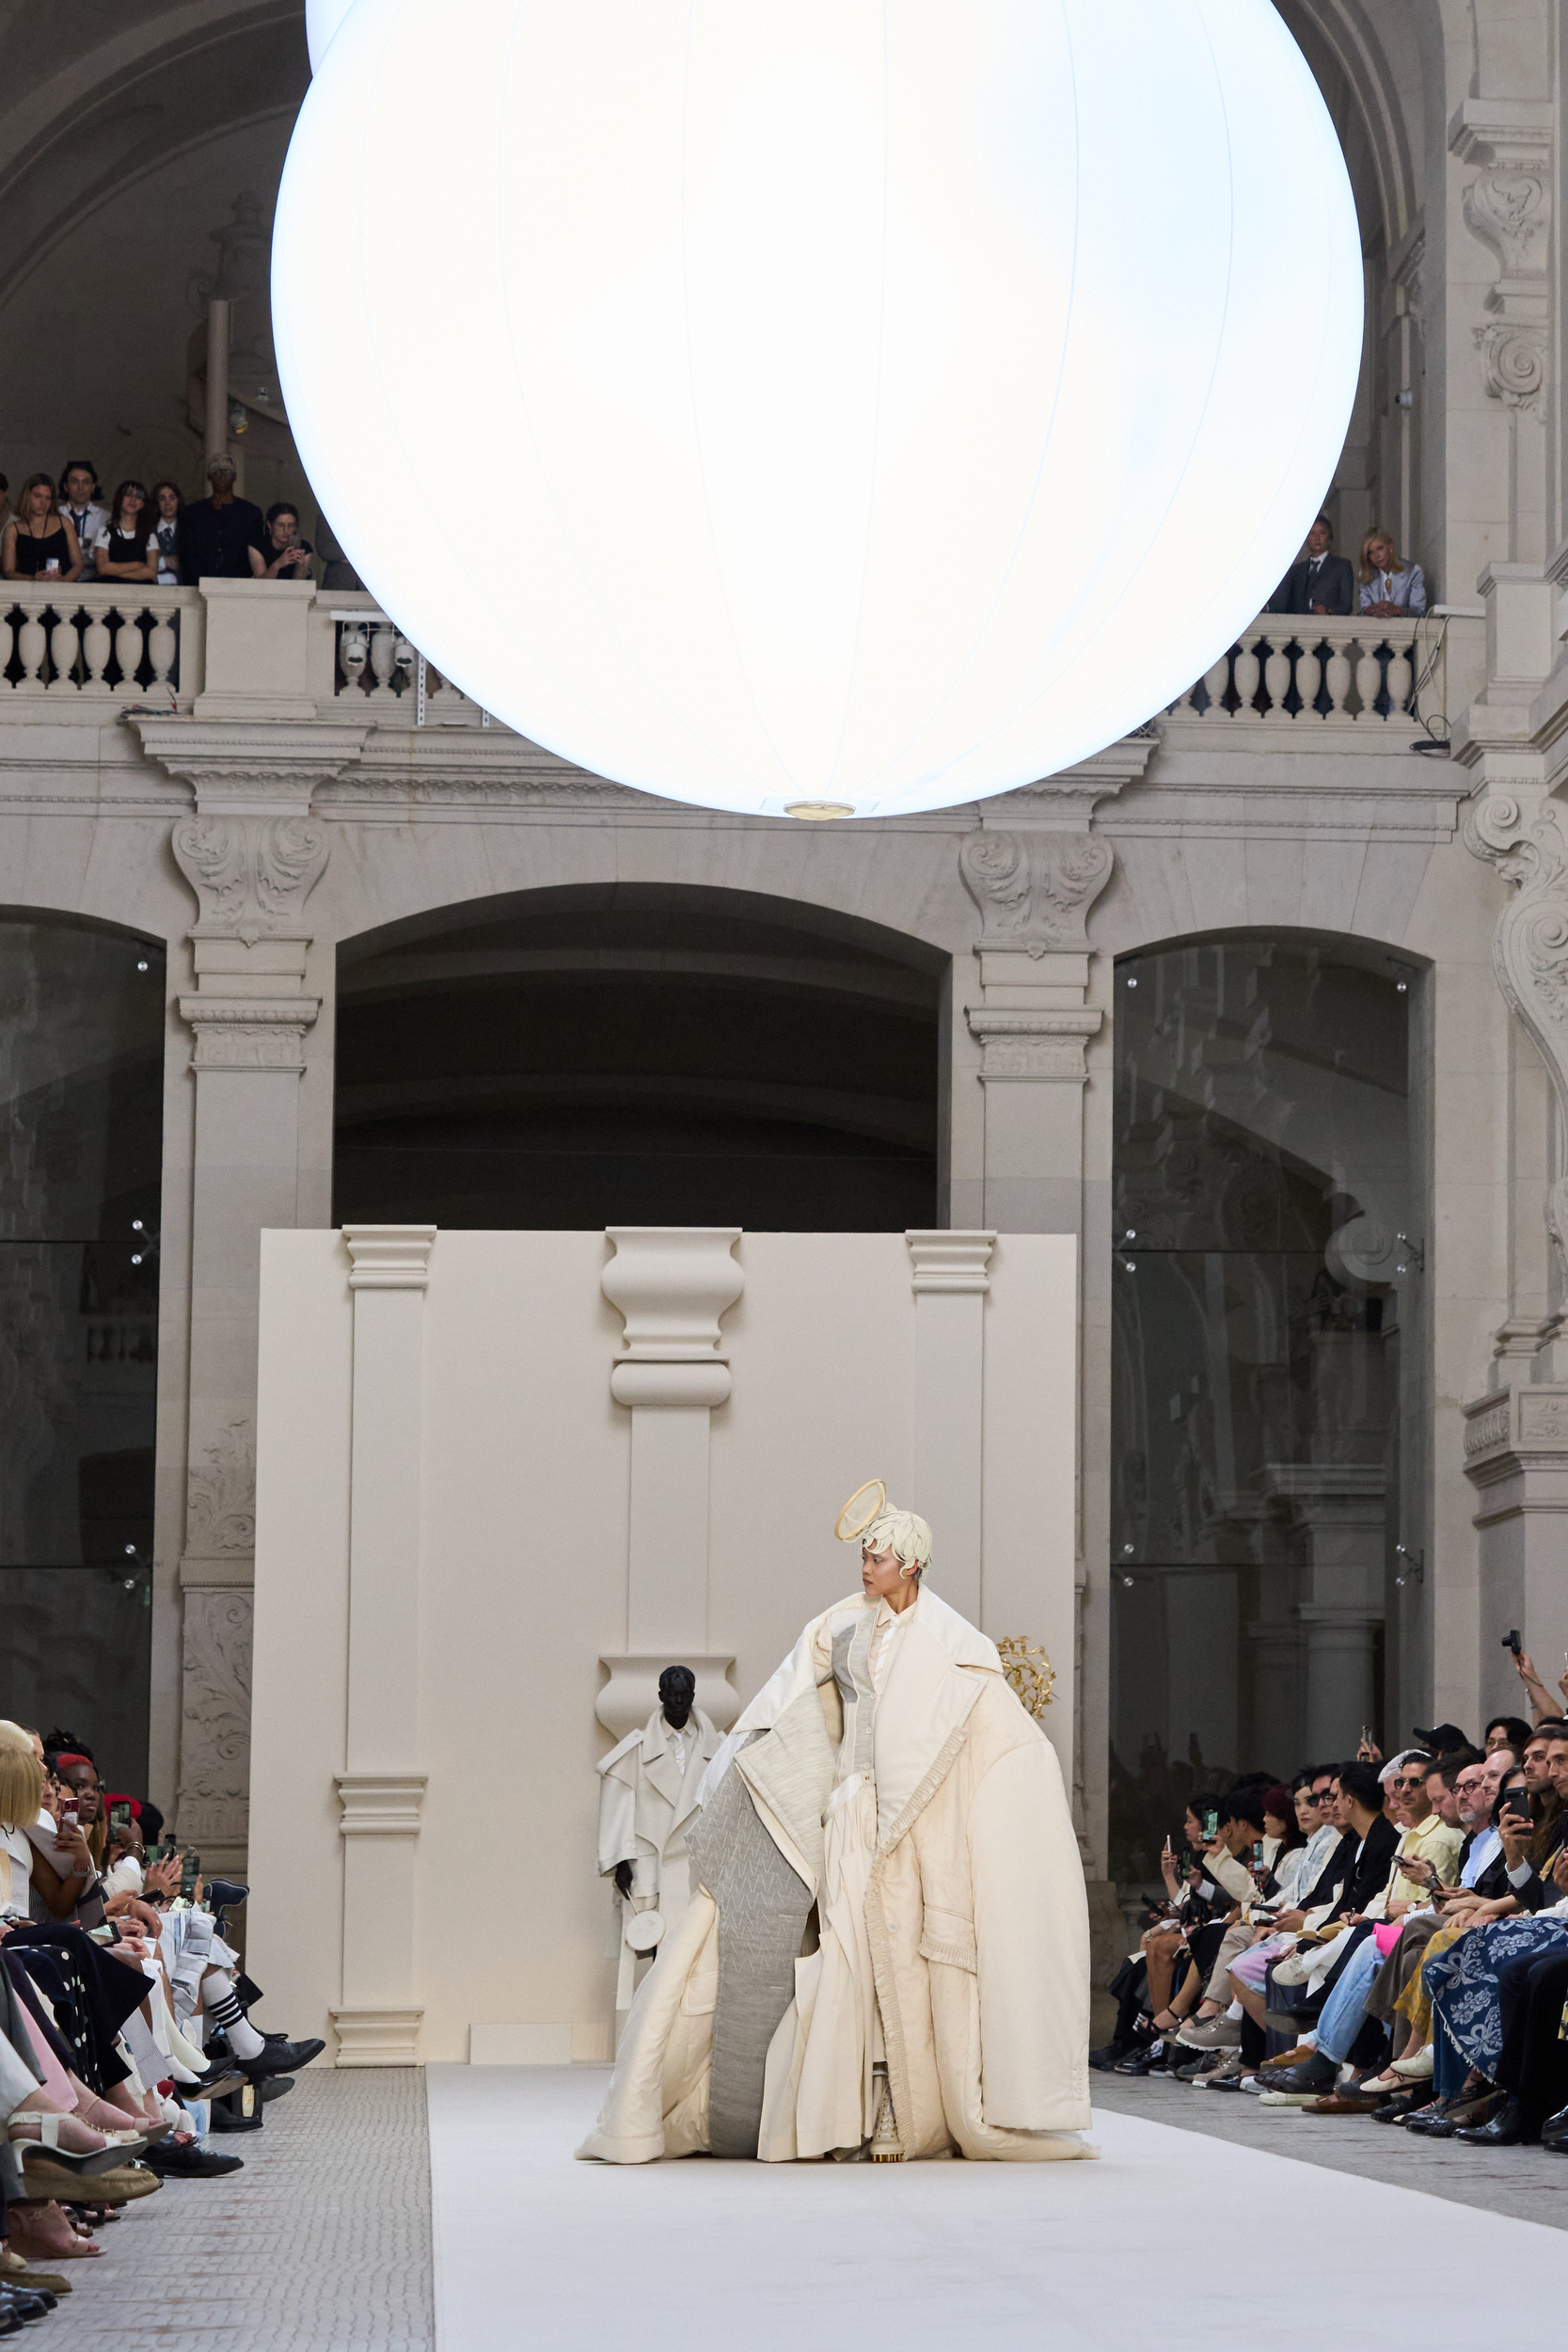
xmin=275 ymin=1 xmax=1362 ymax=819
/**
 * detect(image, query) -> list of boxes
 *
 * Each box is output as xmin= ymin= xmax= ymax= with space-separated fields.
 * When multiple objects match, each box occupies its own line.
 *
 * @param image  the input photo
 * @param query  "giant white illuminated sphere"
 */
xmin=275 ymin=1 xmax=1361 ymax=818
xmin=304 ymin=0 xmax=356 ymax=71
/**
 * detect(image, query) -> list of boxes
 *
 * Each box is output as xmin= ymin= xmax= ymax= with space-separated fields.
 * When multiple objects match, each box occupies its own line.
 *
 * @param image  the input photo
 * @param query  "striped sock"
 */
xmin=207 ymin=1986 xmax=264 ymax=2060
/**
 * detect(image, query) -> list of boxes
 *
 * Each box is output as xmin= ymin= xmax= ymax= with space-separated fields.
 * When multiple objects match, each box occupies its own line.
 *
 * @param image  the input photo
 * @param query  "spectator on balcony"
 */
xmin=1270 ymin=515 xmax=1354 ymax=617
xmin=0 ymin=474 xmax=10 ymax=537
xmin=1359 ymin=528 xmax=1427 ymax=618
xmin=2 ymin=473 xmax=83 ymax=583
xmin=57 ymin=459 xmax=107 ymax=567
xmin=250 ymin=502 xmax=316 ymax=583
xmin=177 ymin=456 xmax=265 ymax=581
xmin=316 ymin=512 xmax=363 ymax=593
xmin=92 ymin=482 xmax=157 ymax=585
xmin=148 ymin=482 xmax=184 ymax=585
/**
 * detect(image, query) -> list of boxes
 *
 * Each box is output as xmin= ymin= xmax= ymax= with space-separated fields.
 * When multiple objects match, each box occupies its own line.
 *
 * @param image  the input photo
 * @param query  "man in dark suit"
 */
xmin=1270 ymin=515 xmax=1354 ymax=616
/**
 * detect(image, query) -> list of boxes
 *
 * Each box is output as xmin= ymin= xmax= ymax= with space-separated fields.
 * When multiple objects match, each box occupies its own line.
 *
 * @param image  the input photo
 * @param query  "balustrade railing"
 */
xmin=0 ymin=583 xmax=196 ymax=702
xmin=1165 ymin=616 xmax=1440 ymax=728
xmin=330 ymin=605 xmax=484 ymax=723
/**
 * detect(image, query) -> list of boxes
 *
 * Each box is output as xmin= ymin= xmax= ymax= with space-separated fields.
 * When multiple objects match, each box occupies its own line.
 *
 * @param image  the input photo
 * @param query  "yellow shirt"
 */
xmin=1387 ymin=1812 xmax=1464 ymax=1901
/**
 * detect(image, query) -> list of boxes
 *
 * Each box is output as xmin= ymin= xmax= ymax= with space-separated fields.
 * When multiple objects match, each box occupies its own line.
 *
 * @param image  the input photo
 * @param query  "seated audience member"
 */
xmin=92 ymin=482 xmax=157 ymax=584
xmin=177 ymin=457 xmax=265 ymax=580
xmin=0 ymin=474 xmax=10 ymax=536
xmin=251 ymin=502 xmax=315 ymax=582
xmin=1270 ymin=515 xmax=1354 ymax=615
xmin=2 ymin=475 xmax=82 ymax=584
xmin=148 ymin=482 xmax=183 ymax=584
xmin=56 ymin=462 xmax=107 ymax=572
xmin=1358 ymin=528 xmax=1427 ymax=616
xmin=1485 ymin=1712 xmax=1534 ymax=1756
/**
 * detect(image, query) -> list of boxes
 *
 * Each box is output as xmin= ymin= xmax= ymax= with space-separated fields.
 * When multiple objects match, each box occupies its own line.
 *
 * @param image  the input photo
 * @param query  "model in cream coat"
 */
xmin=578 ymin=1518 xmax=1092 ymax=2165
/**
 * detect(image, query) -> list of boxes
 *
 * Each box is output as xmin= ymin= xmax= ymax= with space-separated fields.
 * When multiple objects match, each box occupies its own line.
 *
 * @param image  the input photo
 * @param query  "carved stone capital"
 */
xmin=965 ymin=1006 xmax=1102 ymax=1082
xmin=135 ymin=716 xmax=370 ymax=805
xmin=172 ymin=811 xmax=330 ymax=942
xmin=335 ymin=1772 xmax=429 ymax=1837
xmin=343 ymin=1225 xmax=437 ymax=1291
xmin=174 ymin=1585 xmax=253 ymax=1848
xmin=186 ymin=1420 xmax=256 ymax=1557
xmin=906 ymin=1232 xmax=995 ymax=1294
xmin=1475 ymin=320 xmax=1546 ymax=413
xmin=1464 ymin=787 xmax=1568 ymax=1268
xmin=602 ymin=1229 xmax=743 ymax=1363
xmin=1463 ymin=167 xmax=1550 ymax=280
xmin=177 ymin=995 xmax=321 ymax=1071
xmin=959 ymin=831 xmax=1114 ymax=957
xmin=329 ymin=2007 xmax=424 ymax=2067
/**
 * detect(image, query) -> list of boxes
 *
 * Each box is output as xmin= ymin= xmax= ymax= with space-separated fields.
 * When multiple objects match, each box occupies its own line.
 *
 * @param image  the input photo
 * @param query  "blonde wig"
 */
xmin=862 ymin=1505 xmax=932 ymax=1579
xmin=0 ymin=1740 xmax=43 ymax=1832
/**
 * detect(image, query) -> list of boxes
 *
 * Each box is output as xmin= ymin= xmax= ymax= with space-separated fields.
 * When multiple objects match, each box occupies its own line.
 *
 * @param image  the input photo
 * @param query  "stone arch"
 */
xmin=330 ymin=879 xmax=949 ymax=1233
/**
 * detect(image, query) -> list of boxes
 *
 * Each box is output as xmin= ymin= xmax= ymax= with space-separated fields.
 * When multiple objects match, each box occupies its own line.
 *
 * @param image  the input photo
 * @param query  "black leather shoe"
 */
xmin=1370 ymin=2091 xmax=1422 ymax=2123
xmin=259 ymin=2074 xmax=295 ymax=2104
xmin=1114 ymin=2040 xmax=1166 ymax=2075
xmin=204 ymin=1880 xmax=248 ymax=1912
xmin=1403 ymin=2107 xmax=1458 ymax=2137
xmin=1259 ymin=2051 xmax=1338 ymax=2095
xmin=242 ymin=2036 xmax=325 ymax=2080
xmin=1088 ymin=2043 xmax=1129 ymax=2073
xmin=1541 ymin=2104 xmax=1568 ymax=2149
xmin=1456 ymin=2096 xmax=1537 ymax=2147
xmin=143 ymin=2141 xmax=245 ymax=2179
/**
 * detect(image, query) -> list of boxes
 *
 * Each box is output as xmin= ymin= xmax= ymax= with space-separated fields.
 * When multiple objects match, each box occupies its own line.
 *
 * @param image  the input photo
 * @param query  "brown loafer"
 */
xmin=1302 ymin=2091 xmax=1386 ymax=2115
xmin=19 ymin=2161 xmax=160 ymax=2205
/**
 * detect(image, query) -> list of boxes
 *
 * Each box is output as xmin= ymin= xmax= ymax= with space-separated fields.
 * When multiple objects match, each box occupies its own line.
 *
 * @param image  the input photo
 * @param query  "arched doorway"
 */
xmin=0 ymin=913 xmax=166 ymax=1787
xmin=1107 ymin=931 xmax=1422 ymax=1881
xmin=332 ymin=884 xmax=943 ymax=1231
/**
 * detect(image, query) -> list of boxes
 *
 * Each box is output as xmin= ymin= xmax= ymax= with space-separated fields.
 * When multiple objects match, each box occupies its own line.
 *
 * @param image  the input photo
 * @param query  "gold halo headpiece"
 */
xmin=834 ymin=1478 xmax=886 ymax=1543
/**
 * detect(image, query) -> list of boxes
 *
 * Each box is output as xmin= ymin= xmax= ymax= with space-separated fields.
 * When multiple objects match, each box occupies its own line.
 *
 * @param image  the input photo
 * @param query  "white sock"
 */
xmin=1225 ymin=2000 xmax=1243 ymax=2020
xmin=206 ymin=1983 xmax=264 ymax=2059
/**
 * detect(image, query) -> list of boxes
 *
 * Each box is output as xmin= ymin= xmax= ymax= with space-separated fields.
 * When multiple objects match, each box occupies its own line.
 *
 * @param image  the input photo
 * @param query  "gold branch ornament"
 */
xmin=834 ymin=1478 xmax=887 ymax=1542
xmin=996 ymin=1637 xmax=1056 ymax=1719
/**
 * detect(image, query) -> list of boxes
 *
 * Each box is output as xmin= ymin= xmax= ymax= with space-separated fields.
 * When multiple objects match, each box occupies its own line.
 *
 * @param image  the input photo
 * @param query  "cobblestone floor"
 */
xmin=1093 ymin=2072 xmax=1568 ymax=2228
xmin=28 ymin=2069 xmax=434 ymax=2352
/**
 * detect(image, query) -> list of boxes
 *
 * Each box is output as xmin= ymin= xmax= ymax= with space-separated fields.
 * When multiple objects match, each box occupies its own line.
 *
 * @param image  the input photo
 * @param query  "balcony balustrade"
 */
xmin=0 ymin=583 xmax=1484 ymax=762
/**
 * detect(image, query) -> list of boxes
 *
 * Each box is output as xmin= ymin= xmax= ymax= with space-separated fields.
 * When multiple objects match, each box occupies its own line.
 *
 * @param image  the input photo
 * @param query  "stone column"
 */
xmin=135 ymin=706 xmax=368 ymax=1873
xmin=905 ymin=1232 xmax=994 ymax=1625
xmin=332 ymin=1224 xmax=436 ymax=2066
xmin=596 ymin=1229 xmax=744 ymax=1739
xmin=1298 ymin=1605 xmax=1384 ymax=1763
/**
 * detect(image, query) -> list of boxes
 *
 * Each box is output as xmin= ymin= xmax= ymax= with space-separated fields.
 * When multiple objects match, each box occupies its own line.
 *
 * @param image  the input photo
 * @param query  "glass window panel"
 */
xmin=1109 ymin=938 xmax=1412 ymax=1883
xmin=0 ymin=920 xmax=164 ymax=1790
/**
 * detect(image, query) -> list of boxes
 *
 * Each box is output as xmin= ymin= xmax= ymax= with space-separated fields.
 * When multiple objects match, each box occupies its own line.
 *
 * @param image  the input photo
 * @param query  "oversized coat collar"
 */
xmin=714 ymin=1588 xmax=1006 ymax=1880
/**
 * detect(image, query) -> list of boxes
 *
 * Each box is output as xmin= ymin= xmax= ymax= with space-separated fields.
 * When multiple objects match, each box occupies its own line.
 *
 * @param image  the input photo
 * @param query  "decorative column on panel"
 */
xmin=597 ymin=1230 xmax=743 ymax=1739
xmin=1451 ymin=100 xmax=1552 ymax=564
xmin=331 ymin=1225 xmax=436 ymax=2067
xmin=905 ymin=1233 xmax=994 ymax=1627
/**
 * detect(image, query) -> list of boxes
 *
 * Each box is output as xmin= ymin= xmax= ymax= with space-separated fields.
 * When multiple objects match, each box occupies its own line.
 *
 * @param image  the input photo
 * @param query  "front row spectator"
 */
xmin=1 ymin=476 xmax=82 ymax=583
xmin=92 ymin=483 xmax=156 ymax=584
xmin=177 ymin=456 xmax=264 ymax=580
xmin=1270 ymin=515 xmax=1353 ymax=616
xmin=1359 ymin=528 xmax=1427 ymax=617
xmin=148 ymin=484 xmax=183 ymax=584
xmin=251 ymin=503 xmax=315 ymax=582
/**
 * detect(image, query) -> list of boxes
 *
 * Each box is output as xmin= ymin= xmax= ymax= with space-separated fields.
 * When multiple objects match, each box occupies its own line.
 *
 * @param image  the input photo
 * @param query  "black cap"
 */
xmin=1413 ymin=1723 xmax=1471 ymax=1753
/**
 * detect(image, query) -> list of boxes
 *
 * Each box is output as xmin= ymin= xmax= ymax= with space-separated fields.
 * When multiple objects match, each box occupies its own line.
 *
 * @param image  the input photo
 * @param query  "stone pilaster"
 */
xmin=135 ymin=714 xmax=368 ymax=1869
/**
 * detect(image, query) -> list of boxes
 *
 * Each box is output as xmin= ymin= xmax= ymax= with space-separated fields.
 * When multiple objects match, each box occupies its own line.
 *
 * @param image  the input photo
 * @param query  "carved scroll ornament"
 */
xmin=958 ymin=829 xmax=1114 ymax=957
xmin=171 ymin=812 xmax=329 ymax=940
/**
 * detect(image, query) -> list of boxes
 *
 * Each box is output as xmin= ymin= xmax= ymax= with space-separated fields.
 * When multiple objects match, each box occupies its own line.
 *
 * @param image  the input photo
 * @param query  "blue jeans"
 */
xmin=1314 ymin=1931 xmax=1384 ymax=2062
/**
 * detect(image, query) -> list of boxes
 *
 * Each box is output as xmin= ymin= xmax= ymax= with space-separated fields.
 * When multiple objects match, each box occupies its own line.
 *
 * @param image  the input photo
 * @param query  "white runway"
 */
xmin=428 ymin=2066 xmax=1562 ymax=2347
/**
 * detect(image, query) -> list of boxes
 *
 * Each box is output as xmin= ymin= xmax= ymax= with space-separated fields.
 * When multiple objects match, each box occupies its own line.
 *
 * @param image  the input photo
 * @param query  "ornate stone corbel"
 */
xmin=1463 ymin=163 xmax=1549 ymax=279
xmin=958 ymin=831 xmax=1114 ymax=958
xmin=1450 ymin=102 xmax=1552 ymax=421
xmin=1463 ymin=787 xmax=1568 ymax=1261
xmin=171 ymin=811 xmax=330 ymax=942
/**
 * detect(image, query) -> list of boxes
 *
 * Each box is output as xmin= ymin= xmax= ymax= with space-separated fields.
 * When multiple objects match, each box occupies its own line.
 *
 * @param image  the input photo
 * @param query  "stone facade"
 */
xmin=4 ymin=2 xmax=1568 ymax=1869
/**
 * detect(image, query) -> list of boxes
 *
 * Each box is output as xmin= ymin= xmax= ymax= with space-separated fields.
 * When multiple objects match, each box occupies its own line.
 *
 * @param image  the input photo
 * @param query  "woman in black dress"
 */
xmin=1 ymin=473 xmax=82 ymax=582
xmin=91 ymin=481 xmax=156 ymax=584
